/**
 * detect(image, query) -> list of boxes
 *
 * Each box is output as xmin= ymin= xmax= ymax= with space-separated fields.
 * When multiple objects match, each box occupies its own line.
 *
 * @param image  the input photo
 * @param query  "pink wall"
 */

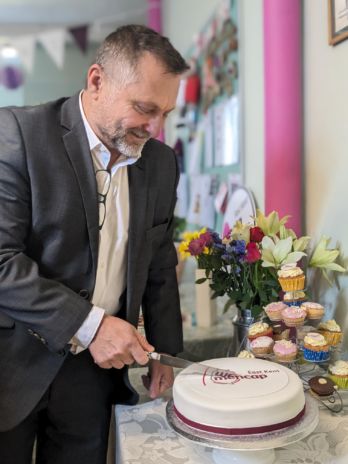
xmin=147 ymin=0 xmax=162 ymax=33
xmin=263 ymin=0 xmax=302 ymax=234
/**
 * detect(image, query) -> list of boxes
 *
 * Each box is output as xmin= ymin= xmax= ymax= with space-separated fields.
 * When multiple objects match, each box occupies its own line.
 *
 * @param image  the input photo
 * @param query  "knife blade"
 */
xmin=147 ymin=352 xmax=233 ymax=375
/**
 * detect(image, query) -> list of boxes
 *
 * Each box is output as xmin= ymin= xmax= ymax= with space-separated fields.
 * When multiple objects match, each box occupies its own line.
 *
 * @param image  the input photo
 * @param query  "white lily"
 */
xmin=261 ymin=236 xmax=306 ymax=269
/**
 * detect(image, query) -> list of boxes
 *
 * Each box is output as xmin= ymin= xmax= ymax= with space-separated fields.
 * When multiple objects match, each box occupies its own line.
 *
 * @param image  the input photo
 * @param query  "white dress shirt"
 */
xmin=71 ymin=91 xmax=139 ymax=351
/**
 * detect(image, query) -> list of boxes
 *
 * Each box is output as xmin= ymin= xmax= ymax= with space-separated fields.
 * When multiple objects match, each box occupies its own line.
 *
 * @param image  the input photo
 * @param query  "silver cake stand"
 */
xmin=166 ymin=393 xmax=319 ymax=464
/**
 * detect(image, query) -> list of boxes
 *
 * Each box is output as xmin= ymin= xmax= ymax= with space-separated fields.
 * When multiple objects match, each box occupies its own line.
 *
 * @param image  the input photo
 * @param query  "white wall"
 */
xmin=239 ymin=0 xmax=264 ymax=210
xmin=162 ymin=0 xmax=221 ymax=56
xmin=304 ymin=0 xmax=348 ymax=331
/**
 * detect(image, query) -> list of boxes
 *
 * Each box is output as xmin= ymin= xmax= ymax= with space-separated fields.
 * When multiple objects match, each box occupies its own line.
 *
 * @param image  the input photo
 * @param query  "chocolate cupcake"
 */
xmin=308 ymin=376 xmax=336 ymax=396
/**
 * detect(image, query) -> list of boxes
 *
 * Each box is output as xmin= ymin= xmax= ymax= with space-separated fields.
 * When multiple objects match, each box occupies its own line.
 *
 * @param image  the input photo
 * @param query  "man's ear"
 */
xmin=86 ymin=64 xmax=103 ymax=97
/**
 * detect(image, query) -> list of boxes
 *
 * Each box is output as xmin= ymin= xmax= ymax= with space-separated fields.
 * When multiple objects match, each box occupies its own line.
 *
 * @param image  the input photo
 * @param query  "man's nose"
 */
xmin=144 ymin=115 xmax=163 ymax=139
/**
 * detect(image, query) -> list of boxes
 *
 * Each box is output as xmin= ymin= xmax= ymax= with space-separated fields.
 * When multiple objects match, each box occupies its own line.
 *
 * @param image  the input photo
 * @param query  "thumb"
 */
xmin=135 ymin=331 xmax=154 ymax=353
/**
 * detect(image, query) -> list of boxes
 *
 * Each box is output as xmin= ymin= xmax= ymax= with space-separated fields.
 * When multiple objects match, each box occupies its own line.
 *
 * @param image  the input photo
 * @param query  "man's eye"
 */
xmin=135 ymin=105 xmax=152 ymax=114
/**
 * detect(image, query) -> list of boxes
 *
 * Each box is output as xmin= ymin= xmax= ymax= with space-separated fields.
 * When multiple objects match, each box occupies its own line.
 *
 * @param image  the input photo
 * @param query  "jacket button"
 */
xmin=58 ymin=349 xmax=66 ymax=356
xmin=79 ymin=289 xmax=90 ymax=299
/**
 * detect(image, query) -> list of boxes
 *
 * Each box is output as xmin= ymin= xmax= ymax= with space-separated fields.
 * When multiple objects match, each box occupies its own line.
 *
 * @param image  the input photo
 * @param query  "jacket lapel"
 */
xmin=127 ymin=156 xmax=148 ymax=321
xmin=61 ymin=95 xmax=99 ymax=280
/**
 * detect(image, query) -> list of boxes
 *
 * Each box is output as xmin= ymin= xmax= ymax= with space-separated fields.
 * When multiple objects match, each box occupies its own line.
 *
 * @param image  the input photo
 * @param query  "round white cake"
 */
xmin=173 ymin=357 xmax=305 ymax=435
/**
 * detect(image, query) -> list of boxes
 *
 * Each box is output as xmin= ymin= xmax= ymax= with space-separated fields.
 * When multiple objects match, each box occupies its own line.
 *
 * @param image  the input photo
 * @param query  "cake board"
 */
xmin=166 ymin=393 xmax=319 ymax=464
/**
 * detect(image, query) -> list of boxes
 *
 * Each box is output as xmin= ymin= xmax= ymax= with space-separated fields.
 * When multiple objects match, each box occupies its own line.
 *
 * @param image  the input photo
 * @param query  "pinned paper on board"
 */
xmin=187 ymin=175 xmax=215 ymax=228
xmin=222 ymin=186 xmax=255 ymax=234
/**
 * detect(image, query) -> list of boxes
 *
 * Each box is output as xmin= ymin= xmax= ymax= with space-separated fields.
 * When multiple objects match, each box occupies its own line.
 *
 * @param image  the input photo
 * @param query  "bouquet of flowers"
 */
xmin=178 ymin=210 xmax=346 ymax=319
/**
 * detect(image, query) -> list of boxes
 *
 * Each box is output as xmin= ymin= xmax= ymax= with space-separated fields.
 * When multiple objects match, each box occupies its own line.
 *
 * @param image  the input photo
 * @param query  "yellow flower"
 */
xmin=178 ymin=240 xmax=190 ymax=259
xmin=230 ymin=221 xmax=250 ymax=244
xmin=181 ymin=228 xmax=206 ymax=243
xmin=178 ymin=228 xmax=208 ymax=260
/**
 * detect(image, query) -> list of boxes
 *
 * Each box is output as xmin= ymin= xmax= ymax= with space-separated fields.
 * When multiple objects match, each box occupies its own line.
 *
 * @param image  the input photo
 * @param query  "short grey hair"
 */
xmin=94 ymin=24 xmax=189 ymax=85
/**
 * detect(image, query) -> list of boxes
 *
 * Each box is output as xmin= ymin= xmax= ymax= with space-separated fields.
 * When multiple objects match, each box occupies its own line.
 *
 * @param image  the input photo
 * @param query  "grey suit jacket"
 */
xmin=0 ymin=94 xmax=183 ymax=432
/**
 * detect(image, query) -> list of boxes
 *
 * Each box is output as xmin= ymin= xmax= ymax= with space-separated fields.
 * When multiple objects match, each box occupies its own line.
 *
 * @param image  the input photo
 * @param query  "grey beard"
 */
xmin=113 ymin=136 xmax=147 ymax=158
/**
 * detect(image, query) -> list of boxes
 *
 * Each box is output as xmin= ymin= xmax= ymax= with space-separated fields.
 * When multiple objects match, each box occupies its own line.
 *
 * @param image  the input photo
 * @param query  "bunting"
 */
xmin=37 ymin=29 xmax=66 ymax=69
xmin=68 ymin=25 xmax=89 ymax=54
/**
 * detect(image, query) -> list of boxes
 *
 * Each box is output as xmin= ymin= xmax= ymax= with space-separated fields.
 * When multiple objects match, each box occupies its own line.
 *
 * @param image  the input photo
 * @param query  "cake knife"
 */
xmin=147 ymin=351 xmax=232 ymax=375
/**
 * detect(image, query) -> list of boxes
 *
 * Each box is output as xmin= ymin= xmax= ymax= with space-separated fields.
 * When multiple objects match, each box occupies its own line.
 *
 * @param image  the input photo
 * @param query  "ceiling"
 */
xmin=0 ymin=0 xmax=148 ymax=42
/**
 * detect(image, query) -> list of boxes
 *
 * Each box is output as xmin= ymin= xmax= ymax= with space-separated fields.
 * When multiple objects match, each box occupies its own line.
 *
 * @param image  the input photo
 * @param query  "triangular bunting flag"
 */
xmin=37 ymin=29 xmax=66 ymax=69
xmin=68 ymin=25 xmax=89 ymax=54
xmin=11 ymin=36 xmax=36 ymax=74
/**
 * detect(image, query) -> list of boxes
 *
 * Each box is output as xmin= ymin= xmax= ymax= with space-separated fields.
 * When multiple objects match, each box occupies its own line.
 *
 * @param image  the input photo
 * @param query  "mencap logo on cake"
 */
xmin=208 ymin=367 xmax=279 ymax=384
xmin=204 ymin=366 xmax=283 ymax=389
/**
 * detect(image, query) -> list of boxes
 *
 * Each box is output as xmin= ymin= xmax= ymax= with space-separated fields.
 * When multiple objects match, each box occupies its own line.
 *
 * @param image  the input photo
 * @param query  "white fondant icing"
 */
xmin=173 ymin=357 xmax=305 ymax=430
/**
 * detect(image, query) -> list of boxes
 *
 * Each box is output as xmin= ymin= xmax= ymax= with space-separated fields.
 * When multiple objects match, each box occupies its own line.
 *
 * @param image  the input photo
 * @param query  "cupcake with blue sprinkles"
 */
xmin=303 ymin=332 xmax=330 ymax=362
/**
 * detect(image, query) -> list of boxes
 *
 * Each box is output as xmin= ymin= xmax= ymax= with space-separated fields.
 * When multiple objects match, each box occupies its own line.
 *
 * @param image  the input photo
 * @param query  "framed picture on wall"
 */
xmin=328 ymin=0 xmax=348 ymax=45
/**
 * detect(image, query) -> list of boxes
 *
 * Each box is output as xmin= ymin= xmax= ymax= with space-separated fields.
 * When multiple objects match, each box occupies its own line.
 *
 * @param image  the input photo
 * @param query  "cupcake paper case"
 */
xmin=318 ymin=319 xmax=342 ymax=346
xmin=283 ymin=290 xmax=306 ymax=307
xmin=303 ymin=332 xmax=330 ymax=362
xmin=278 ymin=264 xmax=305 ymax=292
xmin=328 ymin=360 xmax=348 ymax=389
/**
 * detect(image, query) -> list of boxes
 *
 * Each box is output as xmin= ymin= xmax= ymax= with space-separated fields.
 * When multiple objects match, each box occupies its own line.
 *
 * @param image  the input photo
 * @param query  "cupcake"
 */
xmin=303 ymin=332 xmax=330 ymax=362
xmin=247 ymin=321 xmax=273 ymax=341
xmin=250 ymin=336 xmax=274 ymax=356
xmin=237 ymin=350 xmax=255 ymax=359
xmin=308 ymin=376 xmax=336 ymax=396
xmin=283 ymin=290 xmax=306 ymax=307
xmin=277 ymin=264 xmax=305 ymax=292
xmin=273 ymin=340 xmax=298 ymax=362
xmin=328 ymin=360 xmax=348 ymax=389
xmin=272 ymin=322 xmax=290 ymax=341
xmin=281 ymin=305 xmax=306 ymax=327
xmin=264 ymin=301 xmax=288 ymax=321
xmin=301 ymin=302 xmax=324 ymax=320
xmin=318 ymin=319 xmax=342 ymax=346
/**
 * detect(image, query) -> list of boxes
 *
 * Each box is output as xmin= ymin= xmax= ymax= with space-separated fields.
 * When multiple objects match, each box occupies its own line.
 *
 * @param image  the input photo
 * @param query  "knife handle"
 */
xmin=147 ymin=351 xmax=161 ymax=361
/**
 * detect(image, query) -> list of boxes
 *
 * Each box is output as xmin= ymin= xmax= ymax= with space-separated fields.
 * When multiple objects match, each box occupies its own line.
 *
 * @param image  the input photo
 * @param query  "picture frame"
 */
xmin=328 ymin=0 xmax=348 ymax=45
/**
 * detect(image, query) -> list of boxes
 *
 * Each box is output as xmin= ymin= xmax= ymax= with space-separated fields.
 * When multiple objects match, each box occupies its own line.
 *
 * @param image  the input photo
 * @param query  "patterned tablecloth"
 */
xmin=114 ymin=368 xmax=348 ymax=464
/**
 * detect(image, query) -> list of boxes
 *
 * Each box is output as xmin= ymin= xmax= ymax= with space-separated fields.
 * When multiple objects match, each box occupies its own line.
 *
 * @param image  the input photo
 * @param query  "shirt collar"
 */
xmin=79 ymin=90 xmax=105 ymax=152
xmin=78 ymin=90 xmax=140 ymax=171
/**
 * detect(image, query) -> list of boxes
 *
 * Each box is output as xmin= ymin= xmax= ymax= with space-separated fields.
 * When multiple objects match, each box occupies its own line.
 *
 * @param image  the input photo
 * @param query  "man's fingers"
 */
xmin=135 ymin=331 xmax=154 ymax=353
xmin=141 ymin=374 xmax=150 ymax=391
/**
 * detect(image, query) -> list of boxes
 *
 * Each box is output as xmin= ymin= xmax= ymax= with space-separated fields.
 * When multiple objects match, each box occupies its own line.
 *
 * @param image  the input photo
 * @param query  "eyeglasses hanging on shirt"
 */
xmin=95 ymin=169 xmax=111 ymax=230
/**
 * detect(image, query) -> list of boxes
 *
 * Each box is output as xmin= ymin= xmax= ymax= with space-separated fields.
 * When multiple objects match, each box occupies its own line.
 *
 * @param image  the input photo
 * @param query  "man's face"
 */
xmin=88 ymin=53 xmax=181 ymax=157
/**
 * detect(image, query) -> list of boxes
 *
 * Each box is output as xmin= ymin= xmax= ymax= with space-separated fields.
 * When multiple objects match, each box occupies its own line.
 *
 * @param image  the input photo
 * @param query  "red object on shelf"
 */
xmin=185 ymin=74 xmax=201 ymax=104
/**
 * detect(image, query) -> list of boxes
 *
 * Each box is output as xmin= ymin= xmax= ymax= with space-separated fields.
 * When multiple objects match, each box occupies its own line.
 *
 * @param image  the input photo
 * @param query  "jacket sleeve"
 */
xmin=0 ymin=108 xmax=92 ymax=354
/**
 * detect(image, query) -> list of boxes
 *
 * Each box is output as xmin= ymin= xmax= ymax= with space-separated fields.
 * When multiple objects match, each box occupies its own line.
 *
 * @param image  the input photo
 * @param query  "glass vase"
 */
xmin=232 ymin=308 xmax=254 ymax=354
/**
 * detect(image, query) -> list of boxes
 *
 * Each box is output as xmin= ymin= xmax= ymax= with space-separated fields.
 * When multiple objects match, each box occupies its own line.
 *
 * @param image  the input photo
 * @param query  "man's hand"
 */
xmin=89 ymin=315 xmax=153 ymax=369
xmin=142 ymin=359 xmax=174 ymax=399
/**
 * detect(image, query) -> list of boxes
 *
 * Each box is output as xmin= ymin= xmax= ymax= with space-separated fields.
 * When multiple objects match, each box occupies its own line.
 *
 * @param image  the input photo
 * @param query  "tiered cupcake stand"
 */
xmin=266 ymin=295 xmax=344 ymax=413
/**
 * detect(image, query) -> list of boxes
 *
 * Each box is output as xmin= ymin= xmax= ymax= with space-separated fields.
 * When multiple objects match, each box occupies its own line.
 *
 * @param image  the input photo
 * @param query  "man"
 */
xmin=0 ymin=24 xmax=189 ymax=463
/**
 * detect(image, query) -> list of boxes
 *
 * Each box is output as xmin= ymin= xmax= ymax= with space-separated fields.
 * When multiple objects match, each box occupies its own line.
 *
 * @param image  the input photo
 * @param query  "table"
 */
xmin=114 ymin=368 xmax=348 ymax=464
